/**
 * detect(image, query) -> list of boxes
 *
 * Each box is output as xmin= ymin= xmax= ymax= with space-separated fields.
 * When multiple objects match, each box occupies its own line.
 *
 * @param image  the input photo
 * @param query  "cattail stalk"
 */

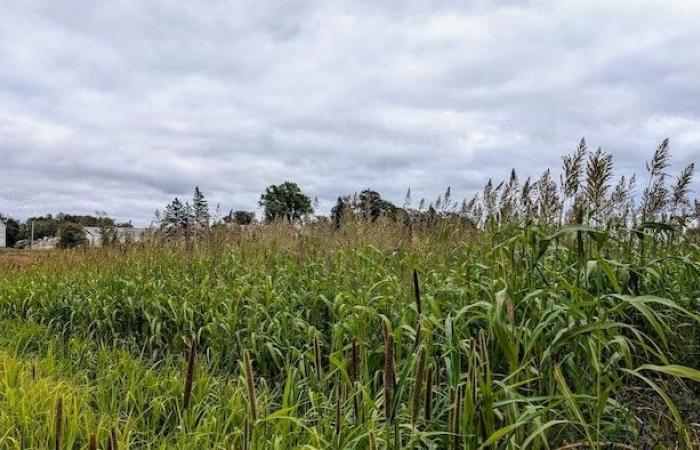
xmin=183 ymin=340 xmax=197 ymax=410
xmin=410 ymin=345 xmax=427 ymax=426
xmin=54 ymin=397 xmax=63 ymax=450
xmin=383 ymin=328 xmax=396 ymax=423
xmin=243 ymin=350 xmax=257 ymax=421
xmin=424 ymin=364 xmax=434 ymax=422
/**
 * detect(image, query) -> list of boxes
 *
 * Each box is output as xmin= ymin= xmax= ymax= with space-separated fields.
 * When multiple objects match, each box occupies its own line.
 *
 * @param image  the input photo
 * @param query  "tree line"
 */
xmin=2 ymin=138 xmax=698 ymax=247
xmin=160 ymin=138 xmax=697 ymax=235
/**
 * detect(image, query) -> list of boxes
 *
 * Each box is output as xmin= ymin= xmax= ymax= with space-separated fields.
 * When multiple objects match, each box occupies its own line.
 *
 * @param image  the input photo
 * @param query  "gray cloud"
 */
xmin=1 ymin=0 xmax=698 ymax=224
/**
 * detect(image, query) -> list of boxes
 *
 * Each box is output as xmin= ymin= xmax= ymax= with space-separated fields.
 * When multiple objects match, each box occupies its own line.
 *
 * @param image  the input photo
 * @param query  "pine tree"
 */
xmin=192 ymin=187 xmax=210 ymax=228
xmin=183 ymin=202 xmax=195 ymax=236
xmin=161 ymin=198 xmax=190 ymax=235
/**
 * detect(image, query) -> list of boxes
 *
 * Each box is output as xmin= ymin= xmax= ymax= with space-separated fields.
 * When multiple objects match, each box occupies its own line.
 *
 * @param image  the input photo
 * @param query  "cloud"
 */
xmin=1 ymin=0 xmax=698 ymax=224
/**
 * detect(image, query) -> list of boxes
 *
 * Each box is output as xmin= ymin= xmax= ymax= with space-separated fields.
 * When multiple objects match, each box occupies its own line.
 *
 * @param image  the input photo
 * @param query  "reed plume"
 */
xmin=585 ymin=147 xmax=614 ymax=220
xmin=672 ymin=163 xmax=694 ymax=213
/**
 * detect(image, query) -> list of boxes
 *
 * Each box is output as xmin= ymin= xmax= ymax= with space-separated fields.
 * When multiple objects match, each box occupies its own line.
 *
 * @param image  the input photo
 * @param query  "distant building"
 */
xmin=83 ymin=226 xmax=148 ymax=247
xmin=0 ymin=219 xmax=6 ymax=248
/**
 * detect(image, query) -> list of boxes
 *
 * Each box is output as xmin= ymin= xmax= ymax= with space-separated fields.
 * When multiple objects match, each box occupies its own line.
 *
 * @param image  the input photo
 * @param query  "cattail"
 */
xmin=54 ymin=397 xmax=63 ymax=450
xmin=413 ymin=269 xmax=422 ymax=314
xmin=243 ymin=417 xmax=249 ymax=450
xmin=451 ymin=385 xmax=462 ymax=450
xmin=110 ymin=427 xmax=118 ymax=450
xmin=504 ymin=293 xmax=515 ymax=325
xmin=183 ymin=340 xmax=197 ymax=410
xmin=383 ymin=327 xmax=396 ymax=423
xmin=88 ymin=433 xmax=97 ymax=450
xmin=243 ymin=350 xmax=257 ymax=421
xmin=335 ymin=389 xmax=341 ymax=436
xmin=369 ymin=431 xmax=378 ymax=450
xmin=424 ymin=364 xmax=434 ymax=422
xmin=31 ymin=358 xmax=36 ymax=380
xmin=410 ymin=345 xmax=427 ymax=426
xmin=350 ymin=339 xmax=359 ymax=383
xmin=447 ymin=386 xmax=456 ymax=438
xmin=350 ymin=340 xmax=360 ymax=423
xmin=313 ymin=334 xmax=323 ymax=380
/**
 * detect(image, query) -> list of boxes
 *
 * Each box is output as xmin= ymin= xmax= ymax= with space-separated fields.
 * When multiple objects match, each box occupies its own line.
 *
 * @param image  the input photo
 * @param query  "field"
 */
xmin=0 ymin=221 xmax=698 ymax=449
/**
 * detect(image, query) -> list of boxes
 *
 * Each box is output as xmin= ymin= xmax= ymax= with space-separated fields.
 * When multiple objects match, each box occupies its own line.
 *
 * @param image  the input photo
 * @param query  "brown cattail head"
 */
xmin=383 ymin=329 xmax=396 ymax=423
xmin=313 ymin=334 xmax=323 ymax=380
xmin=243 ymin=350 xmax=257 ymax=421
xmin=410 ymin=345 xmax=427 ymax=426
xmin=350 ymin=339 xmax=360 ymax=424
xmin=54 ymin=397 xmax=63 ymax=450
xmin=88 ymin=433 xmax=97 ymax=450
xmin=335 ymin=389 xmax=342 ymax=436
xmin=110 ymin=427 xmax=118 ymax=450
xmin=31 ymin=358 xmax=36 ymax=381
xmin=183 ymin=339 xmax=197 ymax=410
xmin=413 ymin=269 xmax=422 ymax=314
xmin=447 ymin=386 xmax=456 ymax=438
xmin=350 ymin=339 xmax=359 ymax=383
xmin=451 ymin=385 xmax=462 ymax=450
xmin=369 ymin=431 xmax=378 ymax=450
xmin=504 ymin=292 xmax=515 ymax=325
xmin=243 ymin=417 xmax=250 ymax=450
xmin=424 ymin=364 xmax=434 ymax=422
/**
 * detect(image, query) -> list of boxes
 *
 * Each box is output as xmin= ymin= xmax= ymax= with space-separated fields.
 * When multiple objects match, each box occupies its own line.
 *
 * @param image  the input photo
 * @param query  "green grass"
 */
xmin=0 ymin=221 xmax=698 ymax=448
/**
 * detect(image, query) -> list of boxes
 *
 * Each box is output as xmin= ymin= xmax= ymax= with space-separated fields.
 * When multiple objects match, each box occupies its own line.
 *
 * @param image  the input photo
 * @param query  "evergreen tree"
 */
xmin=192 ymin=186 xmax=210 ymax=228
xmin=161 ymin=198 xmax=189 ymax=234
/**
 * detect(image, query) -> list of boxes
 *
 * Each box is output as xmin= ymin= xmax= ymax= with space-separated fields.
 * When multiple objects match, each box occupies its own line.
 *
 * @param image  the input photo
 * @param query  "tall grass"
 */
xmin=0 ymin=138 xmax=697 ymax=448
xmin=0 ymin=216 xmax=698 ymax=448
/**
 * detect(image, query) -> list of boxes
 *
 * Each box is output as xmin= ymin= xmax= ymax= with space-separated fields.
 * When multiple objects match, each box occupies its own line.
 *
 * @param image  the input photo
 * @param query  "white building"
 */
xmin=83 ymin=226 xmax=148 ymax=247
xmin=0 ymin=219 xmax=6 ymax=248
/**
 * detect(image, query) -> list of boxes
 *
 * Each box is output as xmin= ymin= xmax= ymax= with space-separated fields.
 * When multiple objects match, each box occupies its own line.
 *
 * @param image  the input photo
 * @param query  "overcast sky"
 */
xmin=1 ymin=0 xmax=698 ymax=225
